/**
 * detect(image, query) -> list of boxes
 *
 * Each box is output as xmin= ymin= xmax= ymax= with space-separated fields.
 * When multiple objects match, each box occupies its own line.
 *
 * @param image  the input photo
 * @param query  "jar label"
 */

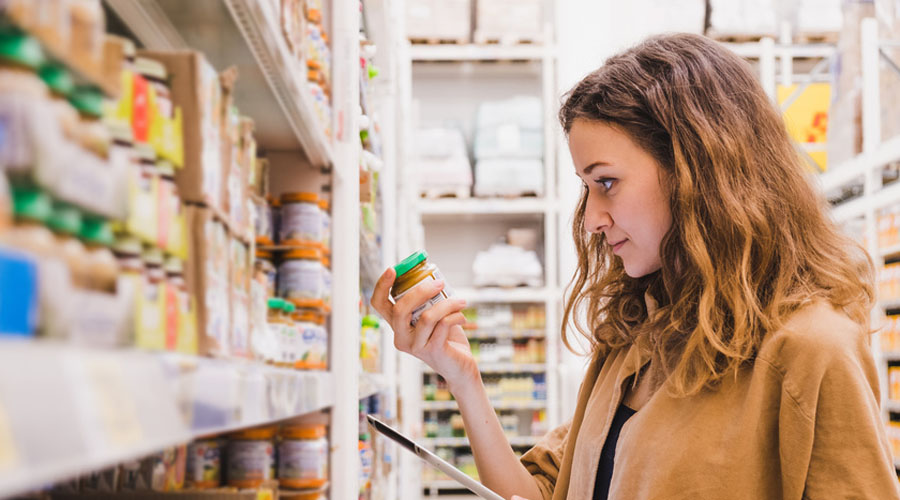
xmin=277 ymin=260 xmax=324 ymax=300
xmin=227 ymin=441 xmax=274 ymax=480
xmin=186 ymin=441 xmax=221 ymax=483
xmin=280 ymin=203 xmax=321 ymax=242
xmin=278 ymin=440 xmax=328 ymax=479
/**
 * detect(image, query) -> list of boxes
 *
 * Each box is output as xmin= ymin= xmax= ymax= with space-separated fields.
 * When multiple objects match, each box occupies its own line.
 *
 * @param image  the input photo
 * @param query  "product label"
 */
xmin=280 ymin=203 xmax=321 ymax=243
xmin=187 ymin=440 xmax=222 ymax=483
xmin=298 ymin=322 xmax=326 ymax=369
xmin=277 ymin=260 xmax=323 ymax=300
xmin=278 ymin=440 xmax=327 ymax=479
xmin=227 ymin=441 xmax=274 ymax=480
xmin=394 ymin=270 xmax=453 ymax=326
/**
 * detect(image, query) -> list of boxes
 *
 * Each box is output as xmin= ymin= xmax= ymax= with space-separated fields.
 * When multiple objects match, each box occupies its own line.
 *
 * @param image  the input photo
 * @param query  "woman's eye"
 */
xmin=595 ymin=178 xmax=615 ymax=191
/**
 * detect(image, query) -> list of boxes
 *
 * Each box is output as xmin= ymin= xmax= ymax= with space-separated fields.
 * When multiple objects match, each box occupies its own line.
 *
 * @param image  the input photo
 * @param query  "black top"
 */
xmin=593 ymin=404 xmax=637 ymax=500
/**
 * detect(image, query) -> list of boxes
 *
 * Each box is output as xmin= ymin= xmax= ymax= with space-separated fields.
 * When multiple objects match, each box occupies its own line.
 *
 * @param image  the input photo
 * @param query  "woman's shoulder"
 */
xmin=757 ymin=300 xmax=869 ymax=373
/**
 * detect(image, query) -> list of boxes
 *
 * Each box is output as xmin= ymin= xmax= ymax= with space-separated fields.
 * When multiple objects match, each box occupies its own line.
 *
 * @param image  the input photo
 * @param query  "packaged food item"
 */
xmin=0 ymin=246 xmax=38 ymax=337
xmin=186 ymin=438 xmax=223 ymax=489
xmin=318 ymin=198 xmax=330 ymax=250
xmin=255 ymin=250 xmax=277 ymax=298
xmin=113 ymin=236 xmax=144 ymax=347
xmin=185 ymin=206 xmax=230 ymax=356
xmin=391 ymin=250 xmax=453 ymax=326
xmin=230 ymin=238 xmax=252 ymax=358
xmin=0 ymin=170 xmax=10 ymax=232
xmin=264 ymin=297 xmax=288 ymax=364
xmin=157 ymin=160 xmax=177 ymax=251
xmin=279 ymin=192 xmax=321 ymax=244
xmin=254 ymin=196 xmax=274 ymax=246
xmin=321 ymin=255 xmax=331 ymax=308
xmin=278 ymin=424 xmax=328 ymax=489
xmin=137 ymin=247 xmax=166 ymax=351
xmin=281 ymin=301 xmax=299 ymax=367
xmin=294 ymin=305 xmax=326 ymax=370
xmin=79 ymin=215 xmax=118 ymax=293
xmin=278 ymin=247 xmax=324 ymax=302
xmin=226 ymin=426 xmax=276 ymax=488
xmin=128 ymin=143 xmax=160 ymax=245
xmin=46 ymin=201 xmax=88 ymax=289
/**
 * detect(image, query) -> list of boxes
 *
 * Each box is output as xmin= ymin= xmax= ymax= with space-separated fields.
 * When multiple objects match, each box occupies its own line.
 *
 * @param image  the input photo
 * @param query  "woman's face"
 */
xmin=569 ymin=119 xmax=673 ymax=278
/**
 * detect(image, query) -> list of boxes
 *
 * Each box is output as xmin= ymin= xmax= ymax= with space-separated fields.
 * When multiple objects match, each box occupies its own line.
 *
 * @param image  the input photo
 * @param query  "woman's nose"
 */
xmin=583 ymin=195 xmax=612 ymax=234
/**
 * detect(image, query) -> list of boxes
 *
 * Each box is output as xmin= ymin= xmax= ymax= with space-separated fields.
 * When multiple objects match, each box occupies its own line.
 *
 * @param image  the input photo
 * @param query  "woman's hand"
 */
xmin=370 ymin=267 xmax=480 ymax=391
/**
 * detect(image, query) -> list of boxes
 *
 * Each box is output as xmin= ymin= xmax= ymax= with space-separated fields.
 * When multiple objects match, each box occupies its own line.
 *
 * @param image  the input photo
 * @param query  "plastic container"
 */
xmin=318 ymin=199 xmax=330 ymax=250
xmin=278 ymin=247 xmax=324 ymax=302
xmin=294 ymin=308 xmax=326 ymax=370
xmin=226 ymin=426 xmax=276 ymax=488
xmin=278 ymin=424 xmax=328 ymax=489
xmin=321 ymin=256 xmax=331 ymax=308
xmin=282 ymin=301 xmax=298 ymax=367
xmin=391 ymin=250 xmax=453 ymax=326
xmin=279 ymin=192 xmax=321 ymax=244
xmin=186 ymin=438 xmax=222 ymax=489
xmin=266 ymin=298 xmax=288 ymax=365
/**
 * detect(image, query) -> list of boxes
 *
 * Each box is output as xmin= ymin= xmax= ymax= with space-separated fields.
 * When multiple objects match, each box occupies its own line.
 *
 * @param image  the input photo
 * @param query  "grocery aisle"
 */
xmin=1 ymin=1 xmax=900 ymax=499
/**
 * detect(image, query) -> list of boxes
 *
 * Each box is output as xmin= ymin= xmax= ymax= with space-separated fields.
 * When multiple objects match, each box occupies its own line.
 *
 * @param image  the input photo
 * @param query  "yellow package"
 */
xmin=136 ymin=256 xmax=166 ymax=351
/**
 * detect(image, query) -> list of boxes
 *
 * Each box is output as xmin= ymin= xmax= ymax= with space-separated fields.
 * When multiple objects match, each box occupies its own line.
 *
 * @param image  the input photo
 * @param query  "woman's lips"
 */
xmin=611 ymin=239 xmax=627 ymax=253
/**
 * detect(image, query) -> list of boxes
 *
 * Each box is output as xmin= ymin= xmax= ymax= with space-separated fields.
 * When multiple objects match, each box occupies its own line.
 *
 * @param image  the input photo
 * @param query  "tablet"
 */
xmin=366 ymin=414 xmax=505 ymax=500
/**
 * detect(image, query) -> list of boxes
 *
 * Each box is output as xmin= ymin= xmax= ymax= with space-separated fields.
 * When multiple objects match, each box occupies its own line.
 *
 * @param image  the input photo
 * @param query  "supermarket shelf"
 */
xmin=885 ymin=400 xmax=900 ymax=413
xmin=422 ymin=400 xmax=546 ymax=411
xmin=453 ymin=287 xmax=555 ymax=304
xmin=425 ymin=362 xmax=546 ymax=374
xmin=417 ymin=197 xmax=551 ymax=216
xmin=360 ymin=226 xmax=382 ymax=290
xmin=0 ymin=340 xmax=334 ymax=498
xmin=466 ymin=329 xmax=545 ymax=340
xmin=423 ymin=436 xmax=539 ymax=448
xmin=360 ymin=372 xmax=388 ymax=400
xmin=724 ymin=42 xmax=836 ymax=59
xmin=410 ymin=44 xmax=547 ymax=62
xmin=106 ymin=0 xmax=334 ymax=165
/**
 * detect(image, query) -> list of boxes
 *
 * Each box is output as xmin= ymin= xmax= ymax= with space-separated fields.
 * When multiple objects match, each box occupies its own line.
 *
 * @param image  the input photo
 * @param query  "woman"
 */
xmin=370 ymin=33 xmax=899 ymax=499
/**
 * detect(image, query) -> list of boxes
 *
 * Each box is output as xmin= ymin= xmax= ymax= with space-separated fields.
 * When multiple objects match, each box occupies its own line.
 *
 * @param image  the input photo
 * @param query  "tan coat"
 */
xmin=521 ymin=301 xmax=900 ymax=499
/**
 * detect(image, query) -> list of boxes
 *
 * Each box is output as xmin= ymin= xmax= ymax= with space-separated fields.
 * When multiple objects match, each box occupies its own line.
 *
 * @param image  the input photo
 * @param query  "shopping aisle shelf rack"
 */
xmin=409 ymin=44 xmax=548 ymax=62
xmin=0 ymin=340 xmax=334 ymax=498
xmin=423 ymin=363 xmax=546 ymax=375
xmin=106 ymin=0 xmax=334 ymax=166
xmin=422 ymin=436 xmax=540 ymax=448
xmin=422 ymin=400 xmax=546 ymax=411
xmin=417 ymin=198 xmax=553 ymax=217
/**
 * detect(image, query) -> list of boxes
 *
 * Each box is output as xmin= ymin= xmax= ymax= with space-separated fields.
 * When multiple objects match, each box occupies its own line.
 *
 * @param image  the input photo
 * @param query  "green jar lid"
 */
xmin=268 ymin=297 xmax=285 ymax=310
xmin=68 ymin=86 xmax=105 ymax=118
xmin=394 ymin=250 xmax=427 ymax=276
xmin=0 ymin=26 xmax=45 ymax=69
xmin=46 ymin=202 xmax=82 ymax=235
xmin=80 ymin=216 xmax=115 ymax=246
xmin=361 ymin=315 xmax=379 ymax=328
xmin=39 ymin=63 xmax=74 ymax=96
xmin=11 ymin=186 xmax=51 ymax=222
xmin=283 ymin=302 xmax=296 ymax=314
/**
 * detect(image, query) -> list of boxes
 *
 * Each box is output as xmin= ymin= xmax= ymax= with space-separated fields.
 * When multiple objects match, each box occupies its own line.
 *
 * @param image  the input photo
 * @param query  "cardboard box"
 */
xmin=475 ymin=0 xmax=543 ymax=43
xmin=140 ymin=51 xmax=226 ymax=212
xmin=186 ymin=206 xmax=231 ymax=357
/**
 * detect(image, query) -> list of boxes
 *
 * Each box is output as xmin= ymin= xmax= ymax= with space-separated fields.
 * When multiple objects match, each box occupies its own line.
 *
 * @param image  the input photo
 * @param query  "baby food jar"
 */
xmin=266 ymin=298 xmax=288 ymax=365
xmin=280 ymin=192 xmax=321 ymax=244
xmin=278 ymin=424 xmax=328 ymax=489
xmin=321 ymin=256 xmax=331 ymax=308
xmin=293 ymin=307 xmax=327 ymax=370
xmin=391 ymin=250 xmax=453 ymax=326
xmin=318 ymin=199 xmax=330 ymax=250
xmin=226 ymin=426 xmax=276 ymax=488
xmin=185 ymin=437 xmax=222 ymax=489
xmin=278 ymin=247 xmax=324 ymax=302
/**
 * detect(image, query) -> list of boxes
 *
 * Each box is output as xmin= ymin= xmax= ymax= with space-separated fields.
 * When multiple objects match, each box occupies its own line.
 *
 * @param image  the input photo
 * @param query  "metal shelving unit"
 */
xmin=424 ymin=363 xmax=546 ymax=375
xmin=422 ymin=400 xmax=547 ymax=411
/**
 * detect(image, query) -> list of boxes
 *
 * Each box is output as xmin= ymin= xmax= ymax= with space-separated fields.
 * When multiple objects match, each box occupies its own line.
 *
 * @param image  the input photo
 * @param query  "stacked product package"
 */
xmin=473 ymin=96 xmax=543 ymax=198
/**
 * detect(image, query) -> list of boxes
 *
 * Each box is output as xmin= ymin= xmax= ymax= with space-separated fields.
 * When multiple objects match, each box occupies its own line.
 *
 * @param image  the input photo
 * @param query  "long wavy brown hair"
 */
xmin=560 ymin=33 xmax=875 ymax=396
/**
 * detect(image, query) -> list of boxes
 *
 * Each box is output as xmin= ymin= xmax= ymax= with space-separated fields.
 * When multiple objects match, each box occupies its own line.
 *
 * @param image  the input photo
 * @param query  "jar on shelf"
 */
xmin=46 ymin=201 xmax=89 ymax=290
xmin=279 ymin=192 xmax=321 ymax=245
xmin=80 ymin=215 xmax=118 ymax=294
xmin=321 ymin=255 xmax=331 ymax=308
xmin=270 ymin=196 xmax=281 ymax=244
xmin=318 ymin=198 xmax=330 ymax=250
xmin=278 ymin=246 xmax=324 ymax=302
xmin=185 ymin=438 xmax=222 ymax=489
xmin=255 ymin=250 xmax=277 ymax=298
xmin=226 ymin=426 xmax=276 ymax=488
xmin=266 ymin=298 xmax=288 ymax=365
xmin=293 ymin=306 xmax=326 ymax=370
xmin=282 ymin=301 xmax=299 ymax=367
xmin=254 ymin=196 xmax=274 ymax=246
xmin=278 ymin=424 xmax=328 ymax=489
xmin=391 ymin=250 xmax=453 ymax=326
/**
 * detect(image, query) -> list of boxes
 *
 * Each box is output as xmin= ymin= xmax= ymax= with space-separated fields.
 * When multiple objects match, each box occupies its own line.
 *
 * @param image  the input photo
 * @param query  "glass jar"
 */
xmin=278 ymin=424 xmax=328 ymax=489
xmin=321 ymin=256 xmax=331 ymax=308
xmin=391 ymin=250 xmax=453 ymax=326
xmin=185 ymin=438 xmax=222 ymax=489
xmin=282 ymin=301 xmax=298 ymax=368
xmin=266 ymin=298 xmax=288 ymax=365
xmin=278 ymin=247 xmax=324 ymax=302
xmin=279 ymin=192 xmax=321 ymax=244
xmin=226 ymin=426 xmax=276 ymax=488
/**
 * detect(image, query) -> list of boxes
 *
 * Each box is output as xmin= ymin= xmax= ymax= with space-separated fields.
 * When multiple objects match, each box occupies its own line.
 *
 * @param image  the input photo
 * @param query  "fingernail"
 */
xmin=433 ymin=279 xmax=445 ymax=289
xmin=456 ymin=299 xmax=467 ymax=307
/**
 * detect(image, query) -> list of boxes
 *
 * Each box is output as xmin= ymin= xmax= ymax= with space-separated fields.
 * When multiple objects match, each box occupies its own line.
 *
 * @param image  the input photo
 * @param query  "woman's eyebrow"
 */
xmin=582 ymin=161 xmax=612 ymax=175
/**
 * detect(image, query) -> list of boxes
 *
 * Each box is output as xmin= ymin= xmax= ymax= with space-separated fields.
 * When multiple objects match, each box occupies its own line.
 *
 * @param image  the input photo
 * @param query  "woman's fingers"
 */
xmin=424 ymin=311 xmax=467 ymax=355
xmin=370 ymin=267 xmax=397 ymax=321
xmin=394 ymin=279 xmax=446 ymax=326
xmin=410 ymin=298 xmax=467 ymax=352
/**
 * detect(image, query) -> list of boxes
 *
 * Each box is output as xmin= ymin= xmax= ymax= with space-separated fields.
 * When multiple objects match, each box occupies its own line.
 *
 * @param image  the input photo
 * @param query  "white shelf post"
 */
xmin=331 ymin=0 xmax=361 ymax=497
